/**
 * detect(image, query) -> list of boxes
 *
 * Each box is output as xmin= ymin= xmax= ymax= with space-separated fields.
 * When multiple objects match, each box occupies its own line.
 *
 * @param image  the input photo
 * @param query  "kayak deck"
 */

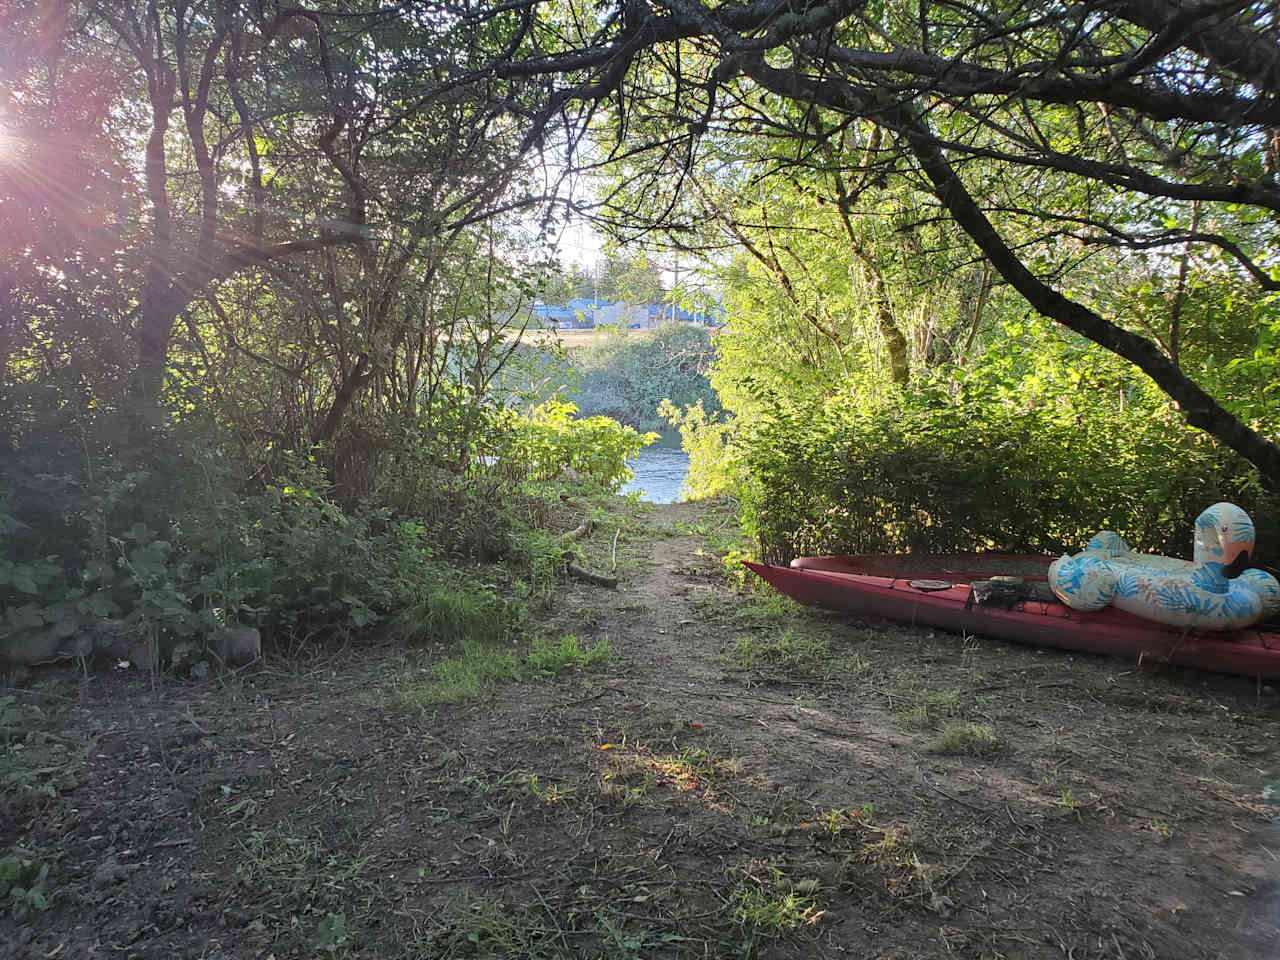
xmin=745 ymin=558 xmax=1280 ymax=679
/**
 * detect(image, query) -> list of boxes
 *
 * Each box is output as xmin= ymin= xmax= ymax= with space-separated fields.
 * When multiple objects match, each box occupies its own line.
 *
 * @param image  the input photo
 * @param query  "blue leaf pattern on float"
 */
xmin=1049 ymin=503 xmax=1277 ymax=631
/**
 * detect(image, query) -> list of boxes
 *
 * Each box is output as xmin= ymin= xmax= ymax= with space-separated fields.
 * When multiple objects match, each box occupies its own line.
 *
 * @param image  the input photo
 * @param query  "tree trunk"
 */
xmin=315 ymin=354 xmax=375 ymax=444
xmin=133 ymin=284 xmax=191 ymax=406
xmin=853 ymin=246 xmax=910 ymax=386
xmin=960 ymin=262 xmax=994 ymax=363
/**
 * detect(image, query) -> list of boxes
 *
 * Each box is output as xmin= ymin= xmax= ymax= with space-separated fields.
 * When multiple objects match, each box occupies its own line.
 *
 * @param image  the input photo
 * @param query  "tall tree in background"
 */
xmin=594 ymin=250 xmax=666 ymax=304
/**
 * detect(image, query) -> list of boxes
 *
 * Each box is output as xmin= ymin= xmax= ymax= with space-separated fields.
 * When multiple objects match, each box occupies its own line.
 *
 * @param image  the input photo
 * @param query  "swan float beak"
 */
xmin=1223 ymin=549 xmax=1252 ymax=580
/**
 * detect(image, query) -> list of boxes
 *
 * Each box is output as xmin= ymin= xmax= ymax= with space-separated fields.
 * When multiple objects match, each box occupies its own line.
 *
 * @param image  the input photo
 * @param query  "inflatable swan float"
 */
xmin=1048 ymin=503 xmax=1280 ymax=631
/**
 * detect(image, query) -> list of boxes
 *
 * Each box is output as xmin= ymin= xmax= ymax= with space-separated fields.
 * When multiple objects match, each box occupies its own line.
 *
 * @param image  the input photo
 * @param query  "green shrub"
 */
xmin=721 ymin=390 xmax=1278 ymax=566
xmin=1 ymin=436 xmax=467 ymax=659
xmin=660 ymin=398 xmax=737 ymax=500
xmin=495 ymin=399 xmax=657 ymax=490
xmin=370 ymin=454 xmax=512 ymax=562
xmin=160 ymin=455 xmax=442 ymax=642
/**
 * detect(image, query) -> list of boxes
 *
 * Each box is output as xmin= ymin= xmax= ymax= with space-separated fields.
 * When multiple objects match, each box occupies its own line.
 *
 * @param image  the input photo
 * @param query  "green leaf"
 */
xmin=315 ymin=912 xmax=347 ymax=950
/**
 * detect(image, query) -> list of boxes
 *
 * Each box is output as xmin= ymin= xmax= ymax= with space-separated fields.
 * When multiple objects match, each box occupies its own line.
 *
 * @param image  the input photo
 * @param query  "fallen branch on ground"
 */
xmin=567 ymin=562 xmax=618 ymax=588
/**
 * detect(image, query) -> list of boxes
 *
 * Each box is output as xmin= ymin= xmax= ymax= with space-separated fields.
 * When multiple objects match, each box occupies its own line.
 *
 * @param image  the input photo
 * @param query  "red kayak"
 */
xmin=744 ymin=554 xmax=1280 ymax=679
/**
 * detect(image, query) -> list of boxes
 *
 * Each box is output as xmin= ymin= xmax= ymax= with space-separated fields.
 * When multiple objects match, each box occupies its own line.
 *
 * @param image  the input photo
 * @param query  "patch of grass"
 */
xmin=680 ymin=503 xmax=755 ymax=584
xmin=798 ymin=809 xmax=939 ymax=903
xmin=527 ymin=633 xmax=613 ymax=675
xmin=233 ymin=827 xmax=376 ymax=953
xmin=402 ymin=641 xmax=522 ymax=704
xmin=927 ymin=721 xmax=1001 ymax=756
xmin=730 ymin=629 xmax=830 ymax=672
xmin=728 ymin=862 xmax=823 ymax=930
xmin=420 ymin=896 xmax=572 ymax=958
xmin=0 ymin=695 xmax=35 ymax=795
xmin=852 ymin=823 xmax=937 ymax=899
xmin=576 ymin=503 xmax=669 ymax=576
xmin=390 ymin=581 xmax=525 ymax=646
xmin=0 ymin=695 xmax=81 ymax=802
xmin=393 ymin=630 xmax=614 ymax=706
xmin=527 ymin=774 xmax=575 ymax=804
xmin=422 ymin=895 xmax=686 ymax=959
xmin=679 ymin=500 xmax=739 ymax=541
xmin=890 ymin=685 xmax=965 ymax=729
xmin=835 ymin=653 xmax=872 ymax=676
xmin=598 ymin=756 xmax=656 ymax=807
xmin=598 ymin=744 xmax=738 ymax=805
xmin=649 ymin=746 xmax=738 ymax=791
xmin=508 ymin=525 xmax=571 ymax=603
xmin=735 ymin=593 xmax=807 ymax=625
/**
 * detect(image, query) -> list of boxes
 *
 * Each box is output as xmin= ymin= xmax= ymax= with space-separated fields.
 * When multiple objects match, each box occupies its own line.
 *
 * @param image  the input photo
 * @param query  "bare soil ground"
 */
xmin=3 ymin=499 xmax=1279 ymax=959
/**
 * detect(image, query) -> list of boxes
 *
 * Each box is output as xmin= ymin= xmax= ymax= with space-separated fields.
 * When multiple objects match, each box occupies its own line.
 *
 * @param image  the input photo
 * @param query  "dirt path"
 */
xmin=3 ymin=499 xmax=1279 ymax=959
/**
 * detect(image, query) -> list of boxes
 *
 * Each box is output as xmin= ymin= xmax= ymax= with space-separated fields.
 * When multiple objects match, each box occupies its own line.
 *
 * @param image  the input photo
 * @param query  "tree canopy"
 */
xmin=2 ymin=0 xmax=1277 ymax=500
xmin=447 ymin=0 xmax=1279 ymax=484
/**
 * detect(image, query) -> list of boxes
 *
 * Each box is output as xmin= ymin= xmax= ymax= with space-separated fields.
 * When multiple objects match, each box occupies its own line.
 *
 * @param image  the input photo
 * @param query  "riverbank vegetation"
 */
xmin=634 ymin=30 xmax=1280 ymax=566
xmin=510 ymin=323 xmax=721 ymax=432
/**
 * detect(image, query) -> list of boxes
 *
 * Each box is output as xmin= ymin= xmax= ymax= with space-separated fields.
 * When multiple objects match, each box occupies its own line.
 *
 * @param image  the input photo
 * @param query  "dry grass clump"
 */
xmin=926 ymin=721 xmax=1000 ymax=756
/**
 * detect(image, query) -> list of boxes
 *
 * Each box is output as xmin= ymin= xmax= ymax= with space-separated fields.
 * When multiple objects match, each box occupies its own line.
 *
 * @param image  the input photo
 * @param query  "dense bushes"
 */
xmin=0 ymin=390 xmax=643 ymax=667
xmin=675 ymin=389 xmax=1277 ymax=568
xmin=1 ymin=434 xmax=457 ymax=663
xmin=668 ymin=255 xmax=1279 ymax=571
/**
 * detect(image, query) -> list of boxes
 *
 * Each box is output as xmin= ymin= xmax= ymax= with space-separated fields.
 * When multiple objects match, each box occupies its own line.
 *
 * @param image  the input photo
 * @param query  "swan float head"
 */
xmin=1048 ymin=503 xmax=1279 ymax=630
xmin=1193 ymin=502 xmax=1255 ymax=579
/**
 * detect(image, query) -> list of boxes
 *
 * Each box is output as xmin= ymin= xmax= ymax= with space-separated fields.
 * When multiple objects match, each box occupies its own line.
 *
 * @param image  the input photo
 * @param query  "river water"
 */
xmin=618 ymin=436 xmax=690 ymax=504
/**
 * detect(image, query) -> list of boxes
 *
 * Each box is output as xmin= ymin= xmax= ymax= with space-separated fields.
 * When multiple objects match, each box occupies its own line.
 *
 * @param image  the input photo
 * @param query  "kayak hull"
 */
xmin=744 ymin=556 xmax=1280 ymax=679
